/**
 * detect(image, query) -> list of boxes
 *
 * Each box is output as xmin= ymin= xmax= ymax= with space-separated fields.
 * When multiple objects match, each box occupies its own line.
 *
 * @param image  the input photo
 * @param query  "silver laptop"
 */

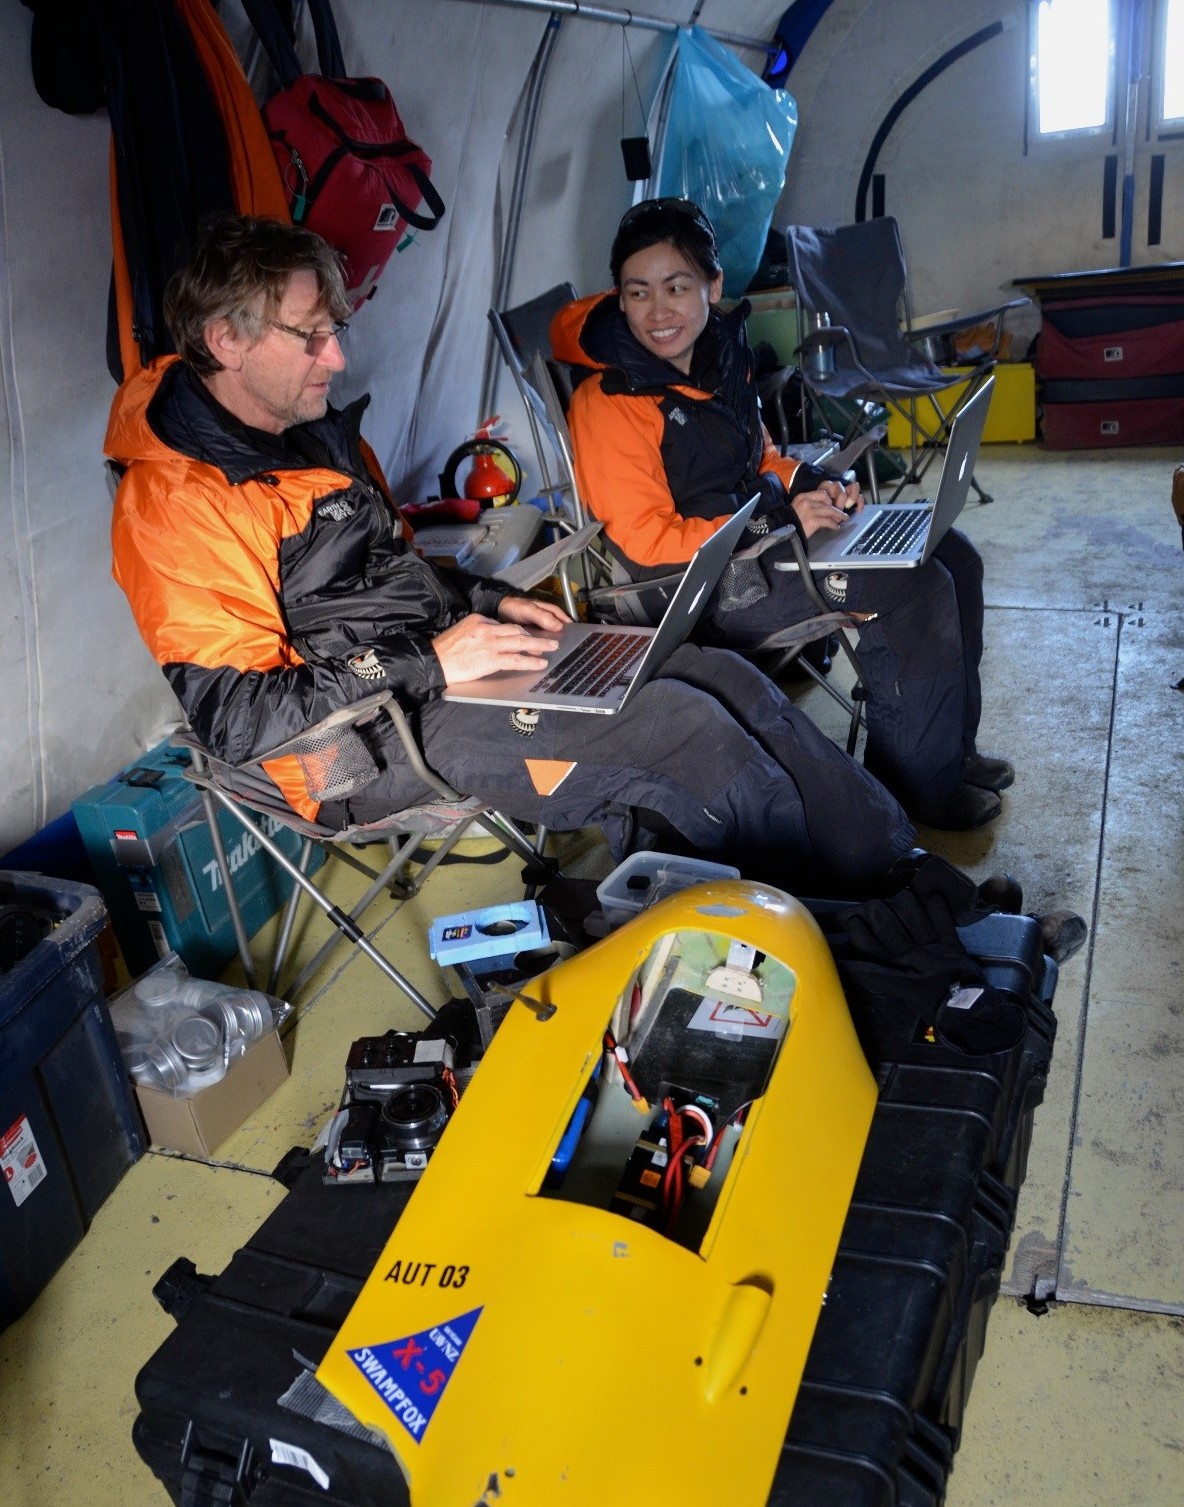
xmin=443 ymin=496 xmax=758 ymax=713
xmin=789 ymin=376 xmax=994 ymax=571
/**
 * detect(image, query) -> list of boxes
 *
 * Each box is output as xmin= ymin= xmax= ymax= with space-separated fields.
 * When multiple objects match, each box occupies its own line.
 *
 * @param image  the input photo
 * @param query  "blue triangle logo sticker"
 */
xmin=346 ymin=1307 xmax=483 ymax=1443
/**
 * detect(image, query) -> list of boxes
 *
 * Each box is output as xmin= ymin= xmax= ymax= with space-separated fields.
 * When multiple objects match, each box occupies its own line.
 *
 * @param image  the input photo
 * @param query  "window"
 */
xmin=1034 ymin=0 xmax=1114 ymax=135
xmin=1160 ymin=0 xmax=1184 ymax=123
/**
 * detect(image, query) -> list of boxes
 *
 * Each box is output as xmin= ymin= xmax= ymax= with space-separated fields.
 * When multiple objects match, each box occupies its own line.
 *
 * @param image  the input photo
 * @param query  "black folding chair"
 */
xmin=517 ymin=356 xmax=872 ymax=753
xmin=785 ymin=217 xmax=1027 ymax=503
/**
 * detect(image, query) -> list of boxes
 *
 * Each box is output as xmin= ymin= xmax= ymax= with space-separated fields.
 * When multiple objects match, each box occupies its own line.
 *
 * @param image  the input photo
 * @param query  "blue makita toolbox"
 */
xmin=71 ymin=739 xmax=322 ymax=978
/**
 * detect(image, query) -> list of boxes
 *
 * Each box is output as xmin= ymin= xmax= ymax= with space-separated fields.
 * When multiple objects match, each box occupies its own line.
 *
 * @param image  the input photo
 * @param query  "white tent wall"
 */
xmin=0 ymin=11 xmax=161 ymax=855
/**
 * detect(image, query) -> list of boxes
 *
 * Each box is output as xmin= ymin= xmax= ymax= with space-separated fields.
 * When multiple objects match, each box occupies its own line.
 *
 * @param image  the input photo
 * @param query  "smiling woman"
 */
xmin=611 ymin=199 xmax=725 ymax=376
xmin=549 ymin=199 xmax=1012 ymax=832
xmin=617 ymin=241 xmax=722 ymax=375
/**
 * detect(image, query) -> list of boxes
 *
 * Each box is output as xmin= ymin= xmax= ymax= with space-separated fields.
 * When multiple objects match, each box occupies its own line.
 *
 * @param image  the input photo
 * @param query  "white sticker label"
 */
xmin=1 ymin=1115 xmax=48 ymax=1208
xmin=269 ymin=1439 xmax=330 ymax=1491
xmin=687 ymin=996 xmax=785 ymax=1040
xmin=134 ymin=890 xmax=162 ymax=913
xmin=945 ymin=985 xmax=985 ymax=1012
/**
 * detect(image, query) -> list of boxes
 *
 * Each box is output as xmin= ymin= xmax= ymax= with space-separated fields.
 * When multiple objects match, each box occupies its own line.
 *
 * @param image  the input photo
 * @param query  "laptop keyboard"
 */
xmin=846 ymin=506 xmax=931 ymax=557
xmin=528 ymin=631 xmax=650 ymax=697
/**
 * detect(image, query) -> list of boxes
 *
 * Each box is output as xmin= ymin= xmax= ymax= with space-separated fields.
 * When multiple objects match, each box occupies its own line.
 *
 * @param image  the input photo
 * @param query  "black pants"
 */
xmin=324 ymin=643 xmax=915 ymax=896
xmin=703 ymin=529 xmax=985 ymax=809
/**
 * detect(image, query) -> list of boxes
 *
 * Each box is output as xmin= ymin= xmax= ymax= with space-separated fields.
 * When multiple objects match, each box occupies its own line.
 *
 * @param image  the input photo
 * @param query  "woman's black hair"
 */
xmin=610 ymin=198 xmax=722 ymax=287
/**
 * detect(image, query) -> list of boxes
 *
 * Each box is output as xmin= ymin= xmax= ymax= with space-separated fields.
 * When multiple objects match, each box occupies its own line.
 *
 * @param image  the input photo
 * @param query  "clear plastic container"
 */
xmin=109 ymin=952 xmax=289 ymax=1096
xmin=595 ymin=853 xmax=741 ymax=930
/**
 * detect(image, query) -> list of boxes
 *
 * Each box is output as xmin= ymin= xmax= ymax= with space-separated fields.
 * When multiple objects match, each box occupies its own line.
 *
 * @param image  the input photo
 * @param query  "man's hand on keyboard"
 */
xmin=497 ymin=596 xmax=572 ymax=633
xmin=433 ymin=611 xmax=562 ymax=685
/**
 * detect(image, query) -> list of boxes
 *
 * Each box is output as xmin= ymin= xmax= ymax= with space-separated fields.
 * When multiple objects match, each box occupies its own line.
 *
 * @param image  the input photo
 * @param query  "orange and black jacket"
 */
xmin=550 ymin=293 xmax=829 ymax=582
xmin=107 ymin=356 xmax=517 ymax=818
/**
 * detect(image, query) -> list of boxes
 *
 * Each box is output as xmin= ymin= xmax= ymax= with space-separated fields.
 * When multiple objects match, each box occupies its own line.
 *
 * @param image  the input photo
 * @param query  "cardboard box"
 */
xmin=886 ymin=362 xmax=1036 ymax=447
xmin=133 ymin=1028 xmax=289 ymax=1157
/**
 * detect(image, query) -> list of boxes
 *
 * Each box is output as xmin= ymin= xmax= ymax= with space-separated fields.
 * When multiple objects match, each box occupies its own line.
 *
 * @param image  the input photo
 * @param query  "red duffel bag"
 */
xmin=242 ymin=0 xmax=445 ymax=307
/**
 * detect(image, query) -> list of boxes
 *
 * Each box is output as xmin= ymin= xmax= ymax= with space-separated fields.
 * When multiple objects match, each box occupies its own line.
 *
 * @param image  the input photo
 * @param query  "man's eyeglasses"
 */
xmin=267 ymin=318 xmax=349 ymax=357
xmin=617 ymin=197 xmax=715 ymax=242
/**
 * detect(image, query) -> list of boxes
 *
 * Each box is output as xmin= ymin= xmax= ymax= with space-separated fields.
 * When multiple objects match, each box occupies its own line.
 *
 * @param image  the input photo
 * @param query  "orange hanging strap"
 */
xmin=175 ymin=0 xmax=291 ymax=220
xmin=108 ymin=140 xmax=142 ymax=382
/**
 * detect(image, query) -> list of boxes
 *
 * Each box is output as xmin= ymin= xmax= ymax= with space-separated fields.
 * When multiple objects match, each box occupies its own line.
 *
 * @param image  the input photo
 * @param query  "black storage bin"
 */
xmin=0 ymin=871 xmax=145 ymax=1328
xmin=133 ymin=1167 xmax=413 ymax=1507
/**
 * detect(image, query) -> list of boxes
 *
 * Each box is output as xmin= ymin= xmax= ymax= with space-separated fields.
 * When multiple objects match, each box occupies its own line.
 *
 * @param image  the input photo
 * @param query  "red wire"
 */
xmin=704 ymin=1100 xmax=753 ymax=1171
xmin=661 ymin=1104 xmax=708 ymax=1234
xmin=603 ymin=1029 xmax=645 ymax=1103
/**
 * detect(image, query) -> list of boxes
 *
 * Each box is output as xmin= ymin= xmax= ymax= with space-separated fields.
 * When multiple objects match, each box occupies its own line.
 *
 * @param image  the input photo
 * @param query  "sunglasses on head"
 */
xmin=617 ymin=198 xmax=716 ymax=242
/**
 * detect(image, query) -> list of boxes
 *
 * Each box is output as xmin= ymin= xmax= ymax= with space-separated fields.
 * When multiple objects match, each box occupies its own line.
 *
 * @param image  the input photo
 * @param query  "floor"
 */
xmin=2 ymin=441 xmax=1182 ymax=1506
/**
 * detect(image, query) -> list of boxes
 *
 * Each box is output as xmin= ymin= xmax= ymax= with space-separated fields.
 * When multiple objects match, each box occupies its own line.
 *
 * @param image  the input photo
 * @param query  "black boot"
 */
xmin=910 ymin=783 xmax=1002 ymax=830
xmin=964 ymin=751 xmax=1015 ymax=792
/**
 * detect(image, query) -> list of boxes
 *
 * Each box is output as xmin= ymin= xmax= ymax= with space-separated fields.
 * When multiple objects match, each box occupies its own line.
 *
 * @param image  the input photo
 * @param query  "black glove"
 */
xmin=840 ymin=853 xmax=979 ymax=1003
xmin=835 ymin=854 xmax=1026 ymax=1058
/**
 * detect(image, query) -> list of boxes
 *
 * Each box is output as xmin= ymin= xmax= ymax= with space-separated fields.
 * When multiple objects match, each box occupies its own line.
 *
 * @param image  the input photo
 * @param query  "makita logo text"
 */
xmin=200 ymin=816 xmax=286 ymax=893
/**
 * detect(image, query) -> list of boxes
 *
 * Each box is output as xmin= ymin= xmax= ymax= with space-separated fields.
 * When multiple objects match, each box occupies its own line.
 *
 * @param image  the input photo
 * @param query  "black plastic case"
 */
xmin=132 ymin=914 xmax=1056 ymax=1507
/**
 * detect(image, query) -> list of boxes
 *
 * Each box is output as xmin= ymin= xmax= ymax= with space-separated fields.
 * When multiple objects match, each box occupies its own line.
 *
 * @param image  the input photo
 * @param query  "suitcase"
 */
xmin=1034 ymin=291 xmax=1184 ymax=447
xmin=1038 ymin=389 xmax=1184 ymax=449
xmin=1036 ymin=297 xmax=1184 ymax=381
xmin=132 ymin=917 xmax=1056 ymax=1507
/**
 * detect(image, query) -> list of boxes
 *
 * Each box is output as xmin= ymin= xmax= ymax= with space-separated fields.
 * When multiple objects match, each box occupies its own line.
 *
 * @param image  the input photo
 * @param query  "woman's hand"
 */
xmin=790 ymin=478 xmax=863 ymax=537
xmin=432 ymin=607 xmax=564 ymax=685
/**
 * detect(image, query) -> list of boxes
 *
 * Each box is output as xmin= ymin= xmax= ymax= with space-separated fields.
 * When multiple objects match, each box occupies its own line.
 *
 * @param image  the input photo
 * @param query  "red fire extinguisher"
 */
xmin=438 ymin=417 xmax=523 ymax=506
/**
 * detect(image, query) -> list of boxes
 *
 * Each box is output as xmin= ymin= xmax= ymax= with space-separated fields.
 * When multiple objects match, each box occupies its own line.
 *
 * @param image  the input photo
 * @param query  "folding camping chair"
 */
xmin=517 ymin=353 xmax=872 ymax=754
xmin=784 ymin=217 xmax=1027 ymax=503
xmin=175 ymin=693 xmax=554 ymax=1016
xmin=488 ymin=284 xmax=584 ymax=531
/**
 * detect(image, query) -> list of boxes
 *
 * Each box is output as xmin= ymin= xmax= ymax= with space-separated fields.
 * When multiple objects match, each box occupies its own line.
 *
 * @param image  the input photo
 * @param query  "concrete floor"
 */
xmin=2 ymin=442 xmax=1182 ymax=1505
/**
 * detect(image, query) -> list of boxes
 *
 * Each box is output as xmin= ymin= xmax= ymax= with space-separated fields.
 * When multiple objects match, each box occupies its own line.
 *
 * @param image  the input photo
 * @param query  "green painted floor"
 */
xmin=2 ymin=443 xmax=1182 ymax=1506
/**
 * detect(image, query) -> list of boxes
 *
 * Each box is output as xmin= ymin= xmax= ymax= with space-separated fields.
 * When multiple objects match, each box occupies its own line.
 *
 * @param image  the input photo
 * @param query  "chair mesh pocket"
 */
xmin=293 ymin=727 xmax=380 ymax=803
xmin=716 ymin=556 xmax=770 ymax=613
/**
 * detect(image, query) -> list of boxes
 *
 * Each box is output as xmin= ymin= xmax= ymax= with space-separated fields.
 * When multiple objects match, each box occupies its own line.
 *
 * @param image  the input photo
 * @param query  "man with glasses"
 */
xmin=107 ymin=213 xmax=916 ymax=894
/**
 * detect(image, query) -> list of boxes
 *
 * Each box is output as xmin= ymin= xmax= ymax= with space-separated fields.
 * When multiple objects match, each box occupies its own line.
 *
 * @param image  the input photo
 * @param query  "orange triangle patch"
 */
xmin=525 ymin=759 xmax=577 ymax=796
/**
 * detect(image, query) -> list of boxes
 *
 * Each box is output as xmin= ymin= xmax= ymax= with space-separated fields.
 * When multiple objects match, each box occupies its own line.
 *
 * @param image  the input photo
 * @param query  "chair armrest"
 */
xmin=794 ymin=325 xmax=849 ymax=358
xmin=908 ymin=297 xmax=1031 ymax=364
xmin=732 ymin=524 xmax=798 ymax=562
xmin=494 ymin=521 xmax=602 ymax=590
xmin=583 ymin=571 xmax=686 ymax=614
xmin=795 ymin=324 xmax=881 ymax=386
xmin=751 ymin=611 xmax=866 ymax=654
xmin=173 ymin=693 xmax=397 ymax=806
xmin=820 ymin=425 xmax=887 ymax=476
xmin=378 ymin=699 xmax=463 ymax=804
xmin=910 ymin=297 xmax=1030 ymax=340
xmin=248 ymin=693 xmax=397 ymax=768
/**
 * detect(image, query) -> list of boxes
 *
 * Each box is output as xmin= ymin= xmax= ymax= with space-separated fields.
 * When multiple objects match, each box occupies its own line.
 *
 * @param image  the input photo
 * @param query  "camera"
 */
xmin=325 ymin=1030 xmax=458 ymax=1184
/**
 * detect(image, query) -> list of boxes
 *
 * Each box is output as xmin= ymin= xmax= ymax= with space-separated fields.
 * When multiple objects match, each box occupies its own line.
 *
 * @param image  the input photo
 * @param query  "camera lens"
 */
xmin=380 ymin=1083 xmax=448 ymax=1152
